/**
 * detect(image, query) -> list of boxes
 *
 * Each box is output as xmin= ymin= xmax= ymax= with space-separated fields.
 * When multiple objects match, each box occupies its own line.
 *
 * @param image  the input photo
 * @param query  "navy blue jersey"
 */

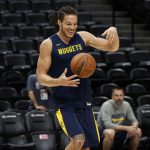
xmin=49 ymin=33 xmax=93 ymax=108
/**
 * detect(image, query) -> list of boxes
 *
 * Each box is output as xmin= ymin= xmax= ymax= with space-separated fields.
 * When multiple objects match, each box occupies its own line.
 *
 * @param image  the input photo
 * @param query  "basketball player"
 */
xmin=36 ymin=6 xmax=119 ymax=150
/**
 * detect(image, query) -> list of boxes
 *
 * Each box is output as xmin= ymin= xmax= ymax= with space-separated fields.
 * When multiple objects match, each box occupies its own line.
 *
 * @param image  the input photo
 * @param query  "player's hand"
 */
xmin=35 ymin=105 xmax=47 ymax=111
xmin=58 ymin=68 xmax=80 ymax=87
xmin=101 ymin=27 xmax=118 ymax=45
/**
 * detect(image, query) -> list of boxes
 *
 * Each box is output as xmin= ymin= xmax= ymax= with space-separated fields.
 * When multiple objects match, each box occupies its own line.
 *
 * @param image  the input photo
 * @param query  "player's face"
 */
xmin=59 ymin=15 xmax=78 ymax=38
xmin=112 ymin=89 xmax=124 ymax=104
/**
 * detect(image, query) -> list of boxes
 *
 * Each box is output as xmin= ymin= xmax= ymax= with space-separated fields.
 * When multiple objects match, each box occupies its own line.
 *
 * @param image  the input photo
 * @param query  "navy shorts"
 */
xmin=100 ymin=127 xmax=128 ymax=144
xmin=55 ymin=107 xmax=100 ymax=148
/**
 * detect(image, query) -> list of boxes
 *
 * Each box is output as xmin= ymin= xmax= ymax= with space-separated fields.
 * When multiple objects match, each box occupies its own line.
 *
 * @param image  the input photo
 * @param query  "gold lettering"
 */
xmin=58 ymin=44 xmax=83 ymax=55
xmin=58 ymin=48 xmax=63 ymax=55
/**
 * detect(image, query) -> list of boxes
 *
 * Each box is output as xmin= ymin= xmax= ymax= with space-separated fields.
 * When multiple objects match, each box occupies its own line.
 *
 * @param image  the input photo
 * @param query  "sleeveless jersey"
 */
xmin=49 ymin=33 xmax=93 ymax=108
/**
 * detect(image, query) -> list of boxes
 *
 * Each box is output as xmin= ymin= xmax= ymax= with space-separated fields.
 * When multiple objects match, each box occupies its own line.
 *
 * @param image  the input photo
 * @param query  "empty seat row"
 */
xmin=90 ymin=50 xmax=150 ymax=72
xmin=0 ymin=53 xmax=39 ymax=73
xmin=0 ymin=99 xmax=31 ymax=112
xmin=0 ymin=52 xmax=150 ymax=77
xmin=92 ymin=67 xmax=150 ymax=81
xmin=0 ymin=0 xmax=78 ymax=12
xmin=0 ymin=23 xmax=117 ymax=40
xmin=0 ymin=109 xmax=69 ymax=150
xmin=0 ymin=39 xmax=39 ymax=54
xmin=0 ymin=25 xmax=90 ymax=40
xmin=1 ymin=12 xmax=49 ymax=27
xmin=93 ymin=82 xmax=149 ymax=99
xmin=1 ymin=40 xmax=150 ymax=65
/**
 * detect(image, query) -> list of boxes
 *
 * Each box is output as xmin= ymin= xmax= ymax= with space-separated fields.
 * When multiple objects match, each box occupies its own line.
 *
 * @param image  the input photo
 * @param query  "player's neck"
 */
xmin=57 ymin=32 xmax=71 ymax=44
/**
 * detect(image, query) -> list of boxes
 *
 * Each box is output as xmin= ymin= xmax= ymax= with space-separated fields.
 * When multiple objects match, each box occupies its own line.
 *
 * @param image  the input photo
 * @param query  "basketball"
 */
xmin=70 ymin=53 xmax=96 ymax=78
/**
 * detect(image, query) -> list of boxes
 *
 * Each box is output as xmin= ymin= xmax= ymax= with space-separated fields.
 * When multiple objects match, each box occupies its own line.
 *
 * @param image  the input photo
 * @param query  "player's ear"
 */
xmin=57 ymin=19 xmax=61 ymax=26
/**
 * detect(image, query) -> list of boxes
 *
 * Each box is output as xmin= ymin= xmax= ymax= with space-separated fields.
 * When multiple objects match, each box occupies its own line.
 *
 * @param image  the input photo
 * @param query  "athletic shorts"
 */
xmin=55 ymin=107 xmax=100 ymax=148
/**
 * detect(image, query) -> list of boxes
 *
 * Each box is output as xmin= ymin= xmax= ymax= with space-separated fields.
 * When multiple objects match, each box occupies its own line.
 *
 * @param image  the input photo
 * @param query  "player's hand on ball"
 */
xmin=58 ymin=68 xmax=80 ymax=87
xmin=101 ymin=27 xmax=118 ymax=45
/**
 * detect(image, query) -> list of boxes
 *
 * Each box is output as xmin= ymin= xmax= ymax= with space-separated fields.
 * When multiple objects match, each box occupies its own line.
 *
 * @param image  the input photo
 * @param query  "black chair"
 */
xmin=29 ymin=53 xmax=39 ymax=68
xmin=105 ymin=51 xmax=132 ymax=72
xmin=129 ymin=50 xmax=150 ymax=67
xmin=91 ymin=68 xmax=107 ymax=80
xmin=0 ymin=40 xmax=13 ymax=55
xmin=107 ymin=68 xmax=126 ymax=79
xmin=125 ymin=83 xmax=147 ymax=100
xmin=136 ymin=105 xmax=150 ymax=150
xmin=14 ymin=100 xmax=31 ymax=111
xmin=78 ymin=11 xmax=95 ymax=27
xmin=0 ymin=100 xmax=11 ymax=112
xmin=3 ymin=53 xmax=29 ymax=66
xmin=1 ymin=13 xmax=26 ymax=27
xmin=26 ymin=110 xmax=57 ymax=150
xmin=31 ymin=0 xmax=53 ymax=13
xmin=0 ymin=87 xmax=18 ymax=99
xmin=0 ymin=111 xmax=35 ymax=150
xmin=42 ymin=26 xmax=55 ymax=38
xmin=0 ymin=0 xmax=8 ymax=12
xmin=25 ymin=12 xmax=49 ymax=26
xmin=137 ymin=105 xmax=150 ymax=136
xmin=89 ymin=24 xmax=108 ymax=37
xmin=105 ymin=51 xmax=128 ymax=64
xmin=90 ymin=68 xmax=108 ymax=95
xmin=0 ymin=87 xmax=18 ymax=107
xmin=137 ymin=95 xmax=150 ymax=106
xmin=130 ymin=68 xmax=150 ymax=81
xmin=135 ymin=78 xmax=150 ymax=93
xmin=1 ymin=70 xmax=26 ymax=89
xmin=88 ymin=51 xmax=108 ymax=70
xmin=107 ymin=68 xmax=130 ymax=87
xmin=0 ymin=26 xmax=19 ymax=40
xmin=19 ymin=26 xmax=43 ymax=40
xmin=119 ymin=37 xmax=132 ymax=48
xmin=0 ymin=136 xmax=5 ymax=150
xmin=3 ymin=54 xmax=31 ymax=76
xmin=12 ymin=39 xmax=37 ymax=54
xmin=88 ymin=51 xmax=103 ymax=63
xmin=93 ymin=96 xmax=108 ymax=107
xmin=20 ymin=88 xmax=29 ymax=99
xmin=98 ymin=83 xmax=118 ymax=97
xmin=54 ymin=0 xmax=75 ymax=10
xmin=77 ymin=25 xmax=87 ymax=31
xmin=8 ymin=0 xmax=31 ymax=13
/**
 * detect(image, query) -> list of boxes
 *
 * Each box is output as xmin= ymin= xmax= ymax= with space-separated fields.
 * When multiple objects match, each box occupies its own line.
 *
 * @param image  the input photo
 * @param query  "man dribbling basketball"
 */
xmin=36 ymin=6 xmax=119 ymax=150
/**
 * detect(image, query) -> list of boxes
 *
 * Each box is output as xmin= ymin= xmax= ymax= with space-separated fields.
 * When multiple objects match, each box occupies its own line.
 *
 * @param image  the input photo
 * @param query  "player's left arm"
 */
xmin=78 ymin=27 xmax=119 ymax=52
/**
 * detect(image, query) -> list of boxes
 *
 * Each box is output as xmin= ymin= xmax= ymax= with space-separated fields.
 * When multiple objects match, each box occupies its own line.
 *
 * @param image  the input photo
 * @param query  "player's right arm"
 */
xmin=36 ymin=38 xmax=80 ymax=87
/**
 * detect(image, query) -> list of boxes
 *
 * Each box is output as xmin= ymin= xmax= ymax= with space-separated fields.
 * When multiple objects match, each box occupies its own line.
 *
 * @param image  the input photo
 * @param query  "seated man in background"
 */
xmin=27 ymin=74 xmax=51 ymax=111
xmin=97 ymin=87 xmax=142 ymax=150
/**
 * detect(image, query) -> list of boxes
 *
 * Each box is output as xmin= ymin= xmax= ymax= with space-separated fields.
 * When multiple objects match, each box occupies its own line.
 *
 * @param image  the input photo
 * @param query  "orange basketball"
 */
xmin=70 ymin=53 xmax=96 ymax=78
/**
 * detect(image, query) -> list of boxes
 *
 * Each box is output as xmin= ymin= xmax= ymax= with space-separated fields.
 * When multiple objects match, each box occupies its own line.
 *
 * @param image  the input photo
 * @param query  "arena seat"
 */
xmin=26 ymin=110 xmax=57 ymax=150
xmin=12 ymin=39 xmax=37 ymax=54
xmin=0 ymin=111 xmax=35 ymax=150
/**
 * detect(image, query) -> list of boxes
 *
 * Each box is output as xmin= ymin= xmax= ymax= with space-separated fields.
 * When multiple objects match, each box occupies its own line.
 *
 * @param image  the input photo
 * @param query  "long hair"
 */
xmin=48 ymin=6 xmax=78 ymax=32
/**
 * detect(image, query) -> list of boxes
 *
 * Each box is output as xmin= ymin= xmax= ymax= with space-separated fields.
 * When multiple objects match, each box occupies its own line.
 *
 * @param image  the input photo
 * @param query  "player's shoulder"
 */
xmin=77 ymin=31 xmax=91 ymax=37
xmin=77 ymin=31 xmax=93 ymax=44
xmin=40 ymin=38 xmax=52 ymax=49
xmin=41 ymin=38 xmax=52 ymax=46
